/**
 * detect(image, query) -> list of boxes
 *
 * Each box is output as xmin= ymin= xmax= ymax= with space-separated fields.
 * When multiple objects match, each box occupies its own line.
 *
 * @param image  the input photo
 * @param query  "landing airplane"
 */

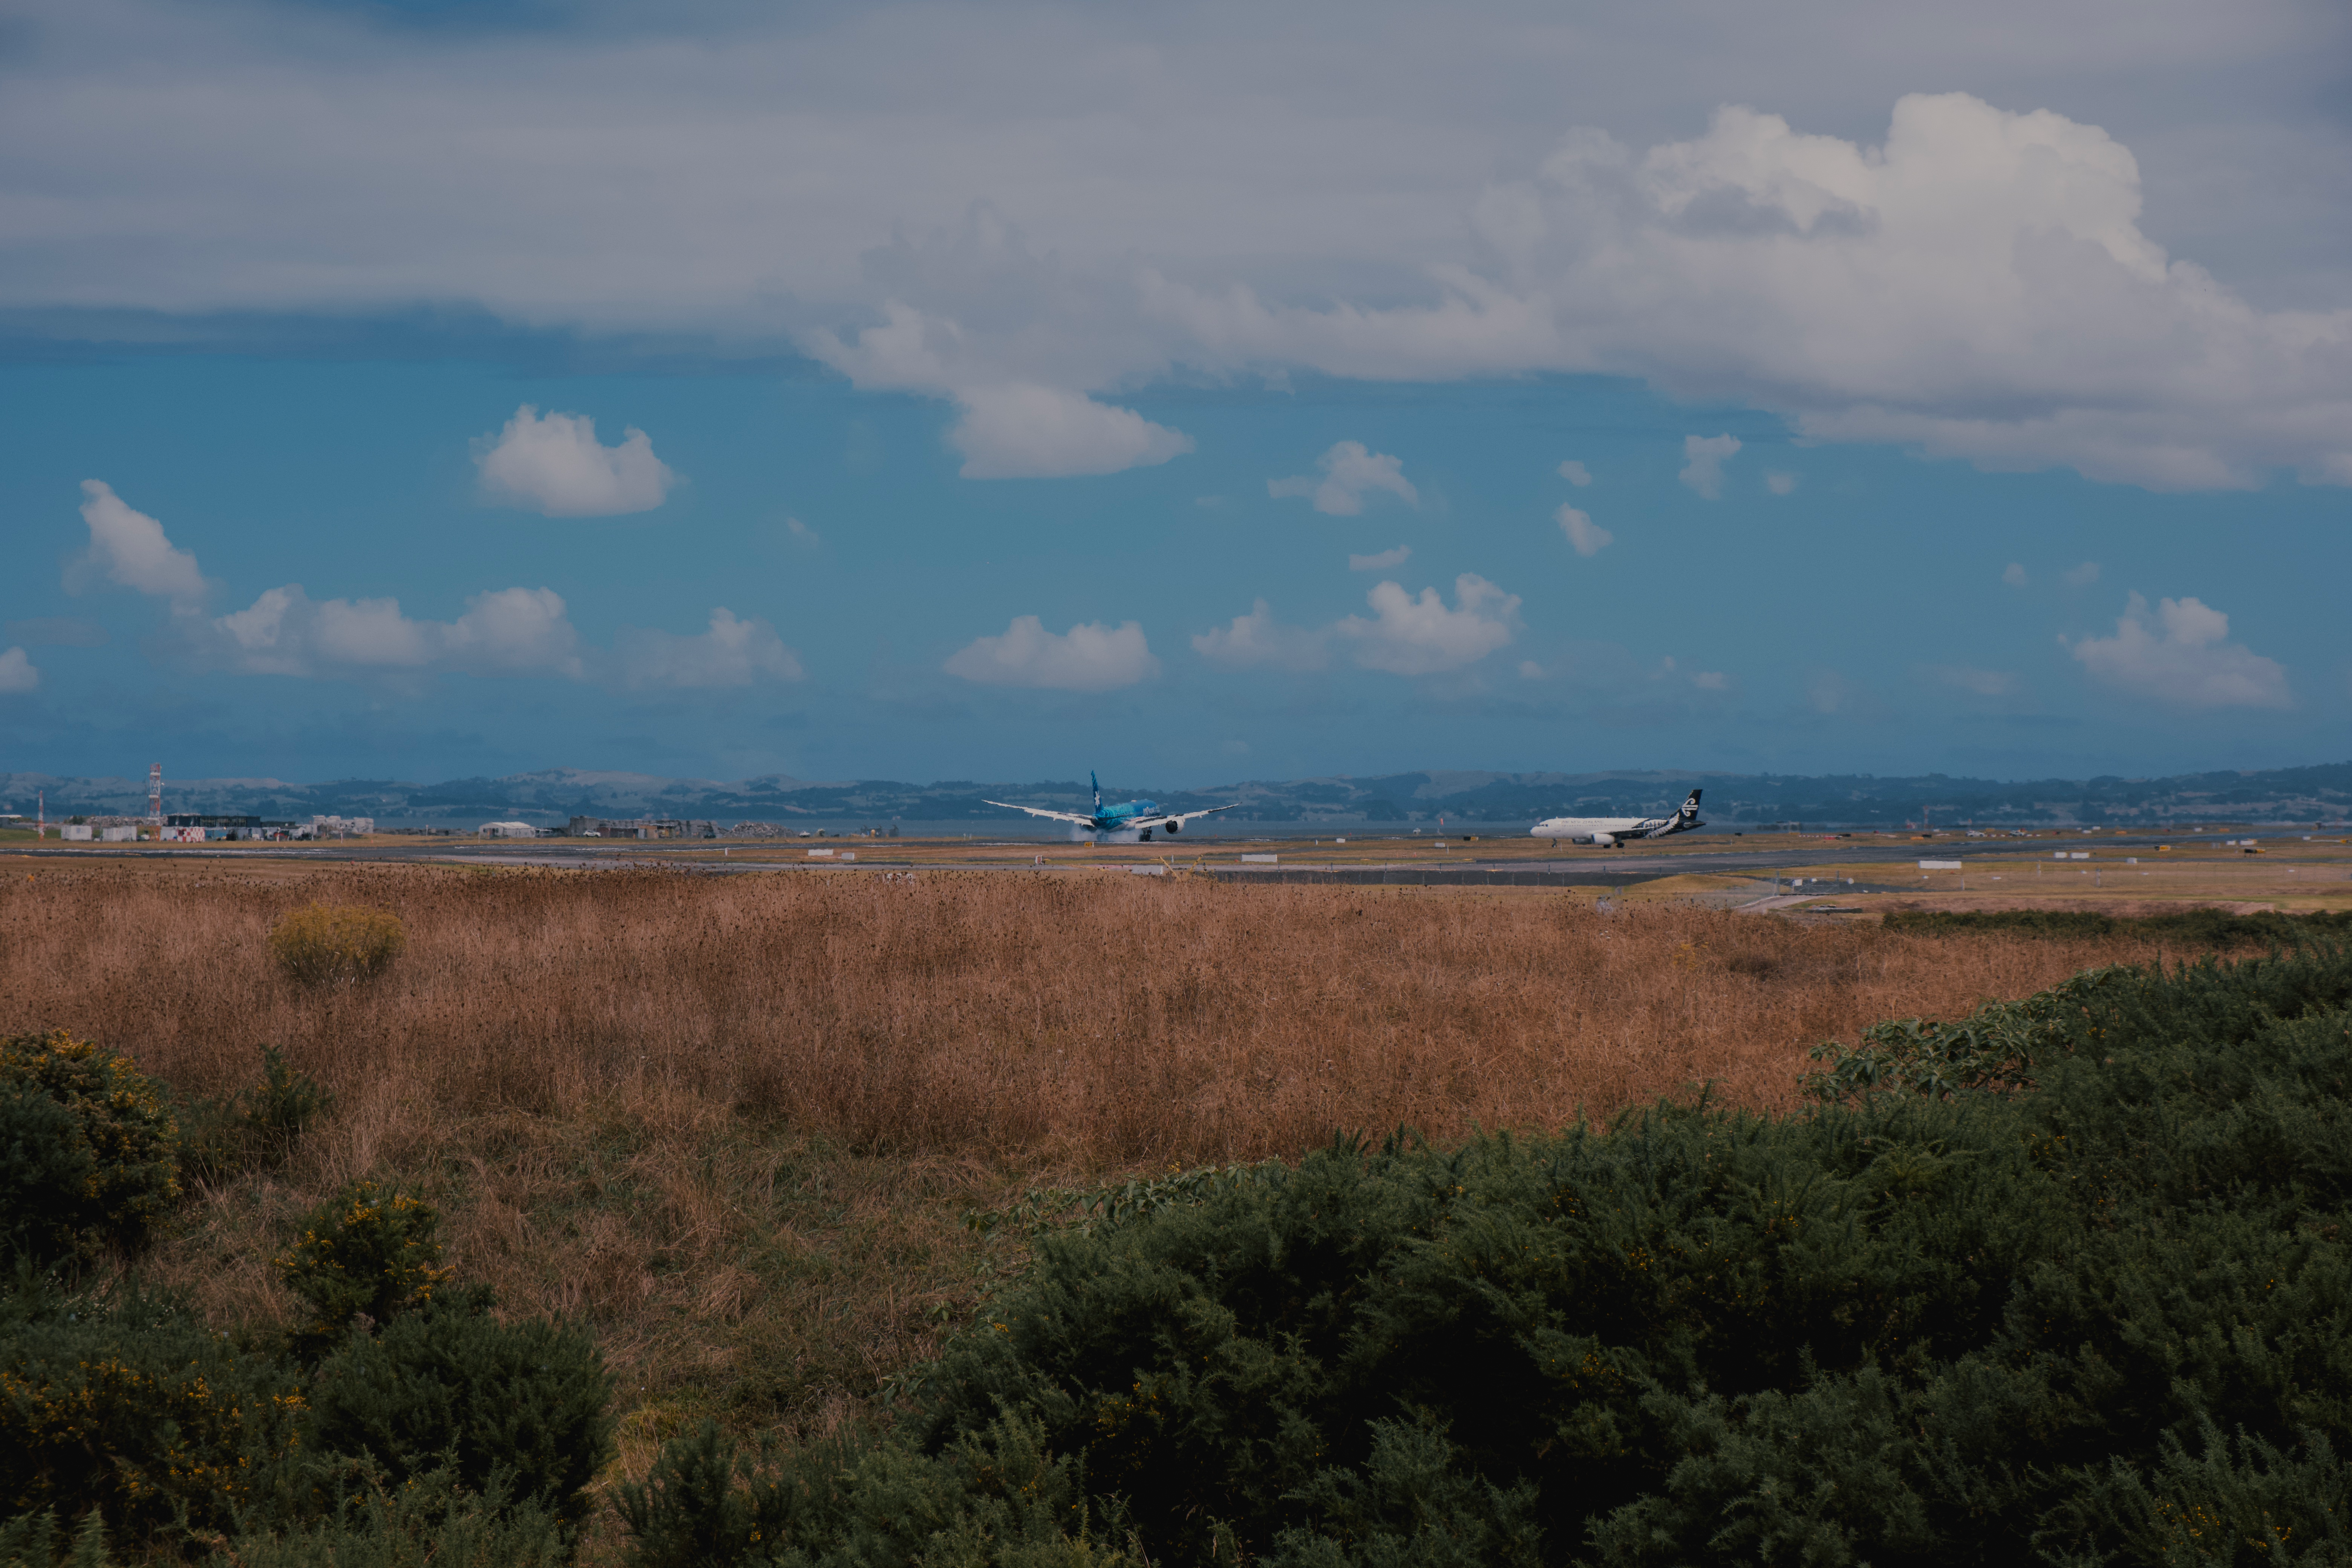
xmin=985 ymin=772 xmax=1240 ymax=841
xmin=1531 ymin=789 xmax=1705 ymax=847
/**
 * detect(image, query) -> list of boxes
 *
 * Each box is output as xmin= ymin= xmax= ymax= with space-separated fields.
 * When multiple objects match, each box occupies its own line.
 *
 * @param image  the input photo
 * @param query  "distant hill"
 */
xmin=5 ymin=762 xmax=2348 ymax=829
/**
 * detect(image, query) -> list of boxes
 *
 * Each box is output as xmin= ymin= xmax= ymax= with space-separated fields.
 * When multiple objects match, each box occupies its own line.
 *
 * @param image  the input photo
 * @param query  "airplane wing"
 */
xmin=982 ymin=799 xmax=1101 ymax=827
xmin=1162 ymin=804 xmax=1242 ymax=828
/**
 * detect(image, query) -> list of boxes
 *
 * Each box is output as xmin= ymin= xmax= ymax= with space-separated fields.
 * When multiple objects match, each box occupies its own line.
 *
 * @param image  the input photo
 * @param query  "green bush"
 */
xmin=205 ymin=1467 xmax=570 ymax=1568
xmin=0 ymin=1276 xmax=302 ymax=1549
xmin=626 ymin=942 xmax=2352 ymax=1567
xmin=308 ymin=1304 xmax=614 ymax=1533
xmin=0 ymin=1510 xmax=114 ymax=1568
xmin=179 ymin=1047 xmax=334 ymax=1187
xmin=0 ymin=1031 xmax=178 ymax=1268
xmin=1881 ymin=906 xmax=2352 ymax=942
xmin=268 ymin=904 xmax=406 ymax=986
xmin=277 ymin=1181 xmax=454 ymax=1348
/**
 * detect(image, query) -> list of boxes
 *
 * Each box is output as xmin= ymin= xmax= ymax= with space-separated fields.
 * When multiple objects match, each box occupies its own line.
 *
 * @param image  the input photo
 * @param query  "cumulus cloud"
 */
xmin=1191 ymin=600 xmax=1329 ymax=672
xmin=475 ymin=405 xmax=677 ymax=516
xmin=70 ymin=481 xmax=209 ymax=605
xmin=615 ymin=608 xmax=802 ymax=689
xmin=2063 ymin=560 xmax=2102 ymax=586
xmin=944 ymin=615 xmax=1159 ymax=691
xmin=2067 ymin=592 xmax=2289 ymax=707
xmin=0 ymin=647 xmax=38 ymax=693
xmin=1349 ymin=545 xmax=1411 ymax=572
xmin=812 ymin=301 xmax=1191 ymax=478
xmin=1557 ymin=504 xmax=1614 ymax=556
xmin=202 ymin=584 xmax=585 ymax=680
xmin=1678 ymin=435 xmax=1741 ymax=499
xmin=2003 ymin=563 xmax=2030 ymax=587
xmin=1138 ymin=93 xmax=2352 ymax=490
xmin=948 ymin=383 xmax=1193 ymax=478
xmin=1269 ymin=442 xmax=1418 ymax=516
xmin=1336 ymin=574 xmax=1519 ymax=675
xmin=1558 ymin=460 xmax=1592 ymax=487
xmin=1764 ymin=470 xmax=1799 ymax=496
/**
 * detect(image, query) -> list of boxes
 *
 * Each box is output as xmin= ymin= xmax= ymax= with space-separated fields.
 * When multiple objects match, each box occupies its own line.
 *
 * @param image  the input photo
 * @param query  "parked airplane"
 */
xmin=985 ymin=772 xmax=1240 ymax=841
xmin=1531 ymin=789 xmax=1706 ymax=847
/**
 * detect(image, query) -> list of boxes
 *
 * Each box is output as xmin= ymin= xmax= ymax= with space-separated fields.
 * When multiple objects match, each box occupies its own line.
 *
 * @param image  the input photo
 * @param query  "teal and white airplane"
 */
xmin=985 ymin=773 xmax=1239 ymax=841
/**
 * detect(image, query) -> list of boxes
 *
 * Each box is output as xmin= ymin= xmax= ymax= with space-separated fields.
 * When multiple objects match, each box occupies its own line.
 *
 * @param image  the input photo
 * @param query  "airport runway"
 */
xmin=5 ymin=827 xmax=2329 ymax=887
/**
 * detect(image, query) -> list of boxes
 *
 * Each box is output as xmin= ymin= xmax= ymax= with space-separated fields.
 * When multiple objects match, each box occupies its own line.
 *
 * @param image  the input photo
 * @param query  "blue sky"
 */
xmin=2 ymin=0 xmax=2347 ymax=787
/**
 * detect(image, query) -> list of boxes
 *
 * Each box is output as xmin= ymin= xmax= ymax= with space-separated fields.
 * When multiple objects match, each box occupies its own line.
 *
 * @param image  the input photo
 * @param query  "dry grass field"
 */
xmin=0 ymin=857 xmax=2299 ymax=1501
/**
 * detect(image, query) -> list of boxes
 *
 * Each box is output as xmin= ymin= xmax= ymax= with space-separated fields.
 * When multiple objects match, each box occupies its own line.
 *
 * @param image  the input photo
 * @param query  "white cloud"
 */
xmin=1348 ymin=545 xmax=1411 ymax=572
xmin=1679 ymin=435 xmax=1741 ymax=499
xmin=1557 ymin=504 xmax=1614 ymax=556
xmin=1924 ymin=663 xmax=2020 ymax=697
xmin=1558 ymin=460 xmax=1592 ymax=487
xmin=1269 ymin=441 xmax=1418 ymax=516
xmin=202 ymin=584 xmax=585 ymax=680
xmin=1191 ymin=600 xmax=1329 ymax=672
xmin=2067 ymin=592 xmax=2289 ymax=708
xmin=7 ymin=9 xmax=2350 ymax=492
xmin=1764 ymin=471 xmax=1799 ymax=496
xmin=2063 ymin=560 xmax=2102 ymax=586
xmin=1518 ymin=660 xmax=1545 ymax=679
xmin=0 ymin=647 xmax=38 ymax=693
xmin=71 ymin=481 xmax=209 ymax=606
xmin=948 ymin=383 xmax=1192 ymax=479
xmin=1336 ymin=574 xmax=1519 ymax=675
xmin=784 ymin=516 xmax=821 ymax=547
xmin=2003 ymin=562 xmax=2030 ymax=587
xmin=475 ymin=405 xmax=677 ymax=517
xmin=1690 ymin=670 xmax=1730 ymax=691
xmin=616 ymin=608 xmax=802 ymax=689
xmin=944 ymin=615 xmax=1159 ymax=691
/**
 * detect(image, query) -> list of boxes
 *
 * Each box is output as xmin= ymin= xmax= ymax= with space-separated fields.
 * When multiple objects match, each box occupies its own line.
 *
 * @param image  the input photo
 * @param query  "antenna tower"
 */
xmin=148 ymin=763 xmax=163 ymax=824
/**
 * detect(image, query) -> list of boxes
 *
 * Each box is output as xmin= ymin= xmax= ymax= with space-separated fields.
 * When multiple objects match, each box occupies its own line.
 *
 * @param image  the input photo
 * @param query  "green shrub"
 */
xmin=0 ymin=1510 xmax=114 ymax=1568
xmin=0 ymin=1031 xmax=178 ymax=1268
xmin=0 ymin=1276 xmax=302 ymax=1549
xmin=179 ymin=1047 xmax=333 ymax=1187
xmin=1882 ymin=906 xmax=2352 ymax=943
xmin=205 ymin=1467 xmax=569 ymax=1568
xmin=617 ymin=1412 xmax=1131 ymax=1568
xmin=277 ymin=1182 xmax=453 ymax=1349
xmin=268 ymin=904 xmax=406 ymax=985
xmin=627 ymin=942 xmax=2352 ymax=1567
xmin=308 ymin=1305 xmax=614 ymax=1533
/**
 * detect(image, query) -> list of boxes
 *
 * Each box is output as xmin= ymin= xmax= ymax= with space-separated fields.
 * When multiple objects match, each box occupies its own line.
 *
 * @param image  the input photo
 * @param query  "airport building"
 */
xmin=566 ymin=816 xmax=718 ymax=839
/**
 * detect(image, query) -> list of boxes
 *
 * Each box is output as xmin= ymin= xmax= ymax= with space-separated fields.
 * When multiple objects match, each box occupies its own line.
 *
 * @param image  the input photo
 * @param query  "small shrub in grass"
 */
xmin=309 ymin=1304 xmax=614 ymax=1534
xmin=0 ymin=1275 xmax=303 ymax=1549
xmin=278 ymin=1182 xmax=454 ymax=1350
xmin=0 ymin=1031 xmax=178 ymax=1268
xmin=179 ymin=1047 xmax=334 ymax=1187
xmin=268 ymin=903 xmax=406 ymax=985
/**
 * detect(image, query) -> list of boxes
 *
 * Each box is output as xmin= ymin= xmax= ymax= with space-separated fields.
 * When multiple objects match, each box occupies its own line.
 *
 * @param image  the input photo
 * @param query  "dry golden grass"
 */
xmin=0 ymin=858 xmax=2263 ymax=1502
xmin=0 ymin=861 xmax=2236 ymax=1162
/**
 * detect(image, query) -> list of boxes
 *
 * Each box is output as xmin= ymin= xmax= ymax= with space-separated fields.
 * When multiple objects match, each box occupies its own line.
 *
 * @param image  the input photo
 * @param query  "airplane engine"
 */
xmin=1164 ymin=821 xmax=1181 ymax=834
xmin=1591 ymin=833 xmax=1617 ymax=848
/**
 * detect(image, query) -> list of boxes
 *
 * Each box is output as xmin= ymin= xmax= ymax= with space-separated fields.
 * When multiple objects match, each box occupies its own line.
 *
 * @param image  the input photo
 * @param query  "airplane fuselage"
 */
xmin=1531 ymin=789 xmax=1705 ymax=847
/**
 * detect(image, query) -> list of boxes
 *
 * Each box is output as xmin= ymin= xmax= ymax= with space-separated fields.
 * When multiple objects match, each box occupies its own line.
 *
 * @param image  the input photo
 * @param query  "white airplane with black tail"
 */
xmin=1531 ymin=789 xmax=1706 ymax=847
xmin=985 ymin=772 xmax=1240 ymax=842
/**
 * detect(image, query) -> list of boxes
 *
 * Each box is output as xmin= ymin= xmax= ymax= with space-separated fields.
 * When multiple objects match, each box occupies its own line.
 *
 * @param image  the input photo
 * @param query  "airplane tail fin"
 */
xmin=1681 ymin=788 xmax=1703 ymax=818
